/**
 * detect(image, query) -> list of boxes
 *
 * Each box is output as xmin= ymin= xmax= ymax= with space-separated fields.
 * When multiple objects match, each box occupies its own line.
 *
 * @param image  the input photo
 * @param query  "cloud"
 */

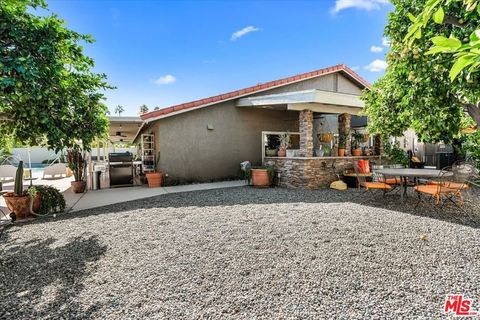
xmin=364 ymin=59 xmax=387 ymax=72
xmin=331 ymin=0 xmax=389 ymax=14
xmin=370 ymin=45 xmax=384 ymax=53
xmin=154 ymin=74 xmax=176 ymax=85
xmin=382 ymin=37 xmax=390 ymax=46
xmin=231 ymin=26 xmax=260 ymax=41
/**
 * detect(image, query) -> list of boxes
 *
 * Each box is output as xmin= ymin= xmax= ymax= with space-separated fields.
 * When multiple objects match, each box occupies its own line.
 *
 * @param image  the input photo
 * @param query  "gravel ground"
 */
xmin=1 ymin=186 xmax=479 ymax=319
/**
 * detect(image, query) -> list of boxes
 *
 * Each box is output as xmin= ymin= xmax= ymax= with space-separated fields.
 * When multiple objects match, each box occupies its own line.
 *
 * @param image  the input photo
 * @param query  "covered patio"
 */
xmin=237 ymin=89 xmax=380 ymax=188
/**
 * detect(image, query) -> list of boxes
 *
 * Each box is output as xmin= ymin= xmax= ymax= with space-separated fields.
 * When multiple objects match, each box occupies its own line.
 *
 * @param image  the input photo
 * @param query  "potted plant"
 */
xmin=146 ymin=154 xmax=163 ymax=187
xmin=338 ymin=135 xmax=347 ymax=157
xmin=351 ymin=131 xmax=364 ymax=156
xmin=3 ymin=161 xmax=32 ymax=220
xmin=67 ymin=148 xmax=87 ymax=193
xmin=265 ymin=135 xmax=279 ymax=157
xmin=277 ymin=133 xmax=290 ymax=157
xmin=318 ymin=132 xmax=334 ymax=143
xmin=245 ymin=166 xmax=274 ymax=187
xmin=27 ymin=185 xmax=66 ymax=216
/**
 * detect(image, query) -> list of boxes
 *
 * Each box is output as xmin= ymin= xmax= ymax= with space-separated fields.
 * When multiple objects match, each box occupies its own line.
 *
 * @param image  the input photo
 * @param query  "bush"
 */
xmin=27 ymin=185 xmax=66 ymax=215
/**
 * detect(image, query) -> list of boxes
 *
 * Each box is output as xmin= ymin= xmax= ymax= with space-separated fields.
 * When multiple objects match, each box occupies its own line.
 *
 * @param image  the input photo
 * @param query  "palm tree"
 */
xmin=154 ymin=106 xmax=160 ymax=111
xmin=114 ymin=105 xmax=124 ymax=117
xmin=139 ymin=104 xmax=149 ymax=114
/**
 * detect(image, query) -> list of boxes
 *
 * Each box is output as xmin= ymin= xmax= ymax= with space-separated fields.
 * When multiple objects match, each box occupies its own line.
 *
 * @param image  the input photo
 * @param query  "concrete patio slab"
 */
xmin=67 ymin=180 xmax=247 ymax=212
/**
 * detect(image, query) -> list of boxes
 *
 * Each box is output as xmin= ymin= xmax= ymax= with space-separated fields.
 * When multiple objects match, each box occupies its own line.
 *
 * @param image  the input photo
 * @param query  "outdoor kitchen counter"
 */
xmin=264 ymin=156 xmax=381 ymax=189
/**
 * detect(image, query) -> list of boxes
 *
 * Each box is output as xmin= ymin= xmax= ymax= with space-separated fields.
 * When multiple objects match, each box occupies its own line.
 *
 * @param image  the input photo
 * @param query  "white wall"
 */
xmin=10 ymin=147 xmax=137 ymax=164
xmin=11 ymin=147 xmax=61 ymax=164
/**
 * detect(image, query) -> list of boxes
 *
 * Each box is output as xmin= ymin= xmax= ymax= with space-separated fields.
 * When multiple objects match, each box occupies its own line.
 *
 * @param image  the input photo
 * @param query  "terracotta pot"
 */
xmin=4 ymin=193 xmax=31 ymax=220
xmin=71 ymin=181 xmax=87 ymax=193
xmin=277 ymin=148 xmax=286 ymax=157
xmin=32 ymin=193 xmax=42 ymax=214
xmin=338 ymin=148 xmax=346 ymax=157
xmin=352 ymin=149 xmax=363 ymax=156
xmin=251 ymin=169 xmax=270 ymax=187
xmin=146 ymin=172 xmax=163 ymax=188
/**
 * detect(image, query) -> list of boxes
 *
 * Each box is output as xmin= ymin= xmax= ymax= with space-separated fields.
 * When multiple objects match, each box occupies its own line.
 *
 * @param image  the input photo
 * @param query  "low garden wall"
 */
xmin=264 ymin=156 xmax=381 ymax=189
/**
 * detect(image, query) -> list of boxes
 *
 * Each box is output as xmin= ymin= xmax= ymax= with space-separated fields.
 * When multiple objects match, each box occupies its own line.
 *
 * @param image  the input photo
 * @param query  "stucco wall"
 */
xmin=250 ymin=73 xmax=362 ymax=97
xmin=145 ymin=71 xmax=365 ymax=183
xmin=156 ymin=101 xmax=299 ymax=182
xmin=337 ymin=74 xmax=363 ymax=95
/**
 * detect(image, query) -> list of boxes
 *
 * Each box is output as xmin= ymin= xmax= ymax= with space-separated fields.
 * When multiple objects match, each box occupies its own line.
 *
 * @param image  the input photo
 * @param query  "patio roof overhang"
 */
xmin=236 ymin=89 xmax=364 ymax=115
xmin=108 ymin=116 xmax=143 ymax=143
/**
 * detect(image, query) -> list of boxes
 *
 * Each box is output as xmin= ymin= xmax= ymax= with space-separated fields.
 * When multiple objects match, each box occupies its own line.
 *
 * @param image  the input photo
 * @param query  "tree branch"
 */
xmin=0 ymin=112 xmax=13 ymax=121
xmin=444 ymin=15 xmax=466 ymax=28
xmin=464 ymin=103 xmax=480 ymax=127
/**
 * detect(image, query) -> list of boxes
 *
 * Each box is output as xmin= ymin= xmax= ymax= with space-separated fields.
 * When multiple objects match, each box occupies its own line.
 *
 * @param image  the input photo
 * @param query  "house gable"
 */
xmin=141 ymin=64 xmax=370 ymax=123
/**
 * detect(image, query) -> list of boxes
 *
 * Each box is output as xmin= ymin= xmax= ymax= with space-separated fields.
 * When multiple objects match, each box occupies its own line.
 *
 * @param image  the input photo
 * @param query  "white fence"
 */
xmin=10 ymin=147 xmax=137 ymax=164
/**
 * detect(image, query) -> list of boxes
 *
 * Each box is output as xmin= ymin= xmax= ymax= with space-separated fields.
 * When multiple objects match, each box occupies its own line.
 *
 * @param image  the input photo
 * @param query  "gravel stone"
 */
xmin=0 ymin=187 xmax=479 ymax=319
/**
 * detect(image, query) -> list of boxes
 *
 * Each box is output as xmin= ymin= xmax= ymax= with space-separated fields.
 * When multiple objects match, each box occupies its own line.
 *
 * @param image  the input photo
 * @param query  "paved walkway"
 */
xmin=0 ymin=172 xmax=246 ymax=218
xmin=65 ymin=180 xmax=247 ymax=212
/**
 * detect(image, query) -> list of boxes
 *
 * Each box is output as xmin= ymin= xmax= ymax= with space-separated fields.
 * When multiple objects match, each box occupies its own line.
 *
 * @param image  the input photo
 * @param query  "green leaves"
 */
xmin=450 ymin=55 xmax=476 ymax=81
xmin=0 ymin=0 xmax=111 ymax=152
xmin=431 ymin=36 xmax=462 ymax=48
xmin=433 ymin=7 xmax=444 ymax=24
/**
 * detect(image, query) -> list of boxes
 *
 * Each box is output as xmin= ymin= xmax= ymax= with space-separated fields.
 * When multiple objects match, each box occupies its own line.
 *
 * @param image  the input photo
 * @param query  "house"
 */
xmin=135 ymin=64 xmax=373 ymax=186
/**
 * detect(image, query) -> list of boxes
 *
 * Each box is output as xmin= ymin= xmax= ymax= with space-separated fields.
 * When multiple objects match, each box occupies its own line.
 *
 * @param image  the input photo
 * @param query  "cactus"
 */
xmin=14 ymin=160 xmax=24 ymax=195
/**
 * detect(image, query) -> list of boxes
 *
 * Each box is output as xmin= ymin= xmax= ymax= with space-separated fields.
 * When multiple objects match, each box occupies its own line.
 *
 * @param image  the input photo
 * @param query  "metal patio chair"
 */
xmin=353 ymin=161 xmax=392 ymax=203
xmin=414 ymin=167 xmax=468 ymax=209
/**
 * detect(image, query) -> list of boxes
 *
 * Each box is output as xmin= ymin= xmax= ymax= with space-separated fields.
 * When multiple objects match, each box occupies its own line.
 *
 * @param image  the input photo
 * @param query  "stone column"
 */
xmin=299 ymin=110 xmax=314 ymax=157
xmin=338 ymin=113 xmax=351 ymax=156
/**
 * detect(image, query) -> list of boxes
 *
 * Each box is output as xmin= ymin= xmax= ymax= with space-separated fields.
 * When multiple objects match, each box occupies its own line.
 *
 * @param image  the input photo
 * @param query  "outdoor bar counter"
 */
xmin=264 ymin=155 xmax=381 ymax=189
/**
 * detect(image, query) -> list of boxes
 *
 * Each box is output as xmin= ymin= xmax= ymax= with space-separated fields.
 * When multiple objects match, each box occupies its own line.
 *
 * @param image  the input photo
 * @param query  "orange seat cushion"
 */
xmin=415 ymin=185 xmax=456 ymax=195
xmin=378 ymin=177 xmax=404 ymax=185
xmin=363 ymin=182 xmax=391 ymax=190
xmin=427 ymin=181 xmax=469 ymax=190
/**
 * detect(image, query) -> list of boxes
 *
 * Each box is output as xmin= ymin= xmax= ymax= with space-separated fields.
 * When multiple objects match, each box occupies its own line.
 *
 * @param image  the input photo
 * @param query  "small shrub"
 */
xmin=28 ymin=185 xmax=66 ymax=215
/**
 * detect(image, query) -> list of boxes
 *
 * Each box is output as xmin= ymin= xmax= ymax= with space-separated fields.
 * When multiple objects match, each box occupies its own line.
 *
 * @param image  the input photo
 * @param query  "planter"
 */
xmin=317 ymin=133 xmax=334 ymax=143
xmin=265 ymin=149 xmax=278 ymax=157
xmin=251 ymin=169 xmax=270 ymax=187
xmin=338 ymin=148 xmax=346 ymax=157
xmin=146 ymin=172 xmax=163 ymax=188
xmin=277 ymin=148 xmax=286 ymax=157
xmin=4 ymin=193 xmax=31 ymax=220
xmin=352 ymin=148 xmax=363 ymax=156
xmin=286 ymin=149 xmax=299 ymax=157
xmin=32 ymin=193 xmax=42 ymax=214
xmin=71 ymin=181 xmax=87 ymax=193
xmin=314 ymin=149 xmax=324 ymax=157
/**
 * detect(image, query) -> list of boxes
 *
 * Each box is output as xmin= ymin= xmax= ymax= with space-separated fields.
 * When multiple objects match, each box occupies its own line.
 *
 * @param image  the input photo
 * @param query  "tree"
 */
xmin=154 ymin=106 xmax=160 ymax=111
xmin=361 ymin=0 xmax=479 ymax=144
xmin=139 ymin=104 xmax=149 ymax=114
xmin=0 ymin=0 xmax=111 ymax=152
xmin=114 ymin=105 xmax=124 ymax=117
xmin=405 ymin=0 xmax=480 ymax=80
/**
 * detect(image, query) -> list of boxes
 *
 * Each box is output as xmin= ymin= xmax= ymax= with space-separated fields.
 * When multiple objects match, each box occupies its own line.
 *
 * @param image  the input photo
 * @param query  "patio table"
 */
xmin=375 ymin=168 xmax=453 ymax=199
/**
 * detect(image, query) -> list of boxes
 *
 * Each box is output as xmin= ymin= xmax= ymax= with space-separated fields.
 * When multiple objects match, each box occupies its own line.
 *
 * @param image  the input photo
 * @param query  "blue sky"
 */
xmin=45 ymin=0 xmax=393 ymax=116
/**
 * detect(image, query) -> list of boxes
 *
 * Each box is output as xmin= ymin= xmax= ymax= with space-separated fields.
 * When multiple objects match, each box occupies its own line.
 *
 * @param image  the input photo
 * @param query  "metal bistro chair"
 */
xmin=415 ymin=167 xmax=467 ymax=209
xmin=353 ymin=161 xmax=392 ymax=202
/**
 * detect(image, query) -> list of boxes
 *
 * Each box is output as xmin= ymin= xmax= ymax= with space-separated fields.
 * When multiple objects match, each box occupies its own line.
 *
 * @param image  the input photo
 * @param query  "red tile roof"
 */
xmin=141 ymin=64 xmax=370 ymax=121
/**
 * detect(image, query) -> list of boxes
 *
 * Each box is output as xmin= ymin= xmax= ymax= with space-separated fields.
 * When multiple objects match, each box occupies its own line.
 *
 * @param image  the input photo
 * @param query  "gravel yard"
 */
xmin=1 ymin=186 xmax=479 ymax=319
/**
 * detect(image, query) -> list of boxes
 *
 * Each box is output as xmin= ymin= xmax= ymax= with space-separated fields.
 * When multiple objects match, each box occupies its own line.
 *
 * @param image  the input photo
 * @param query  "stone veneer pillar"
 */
xmin=299 ymin=110 xmax=314 ymax=157
xmin=338 ymin=113 xmax=351 ymax=156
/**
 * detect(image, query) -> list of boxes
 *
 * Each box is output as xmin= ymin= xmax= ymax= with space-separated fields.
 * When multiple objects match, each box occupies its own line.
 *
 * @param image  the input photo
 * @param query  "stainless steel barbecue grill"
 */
xmin=109 ymin=152 xmax=133 ymax=187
